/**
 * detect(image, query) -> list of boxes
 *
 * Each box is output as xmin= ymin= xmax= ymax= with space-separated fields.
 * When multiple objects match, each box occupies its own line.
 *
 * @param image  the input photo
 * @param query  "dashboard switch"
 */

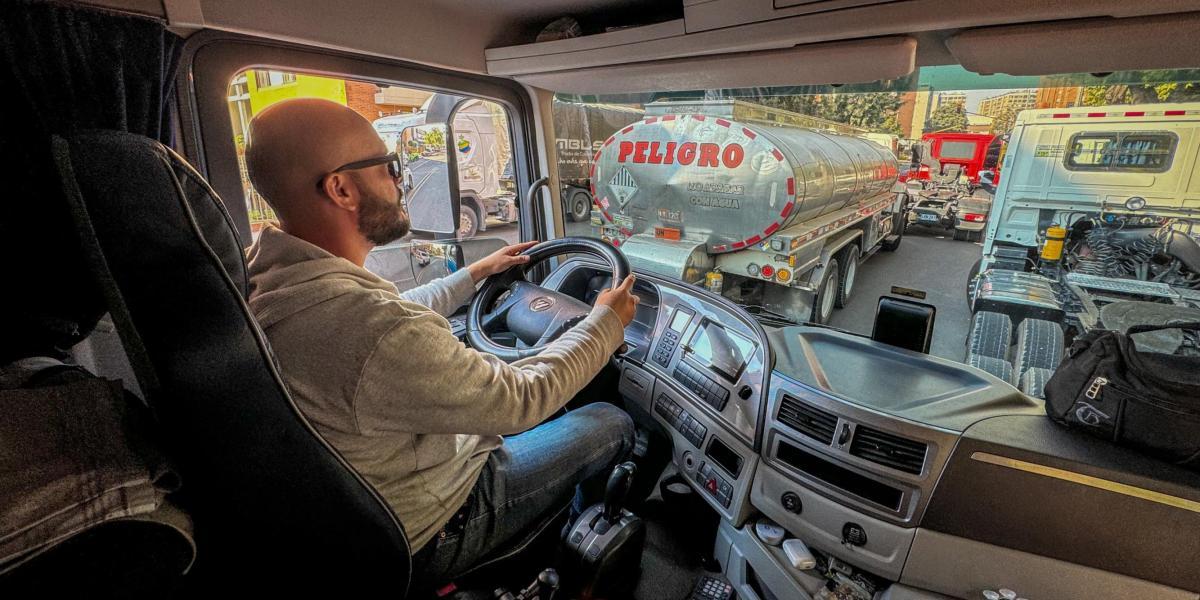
xmin=781 ymin=492 xmax=803 ymax=514
xmin=738 ymin=385 xmax=752 ymax=400
xmin=842 ymin=522 xmax=868 ymax=547
xmin=837 ymin=422 xmax=852 ymax=446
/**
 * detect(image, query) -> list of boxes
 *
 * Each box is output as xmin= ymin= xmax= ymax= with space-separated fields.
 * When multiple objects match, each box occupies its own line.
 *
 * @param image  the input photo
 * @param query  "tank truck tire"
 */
xmin=812 ymin=259 xmax=840 ymax=325
xmin=835 ymin=246 xmax=860 ymax=308
xmin=881 ymin=215 xmax=904 ymax=252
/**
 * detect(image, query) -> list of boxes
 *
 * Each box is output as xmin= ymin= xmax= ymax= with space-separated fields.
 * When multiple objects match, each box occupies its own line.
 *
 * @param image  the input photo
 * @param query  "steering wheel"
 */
xmin=467 ymin=237 xmax=630 ymax=361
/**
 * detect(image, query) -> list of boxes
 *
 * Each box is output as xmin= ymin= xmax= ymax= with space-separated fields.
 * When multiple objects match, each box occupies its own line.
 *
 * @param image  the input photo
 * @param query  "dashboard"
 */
xmin=538 ymin=257 xmax=1200 ymax=599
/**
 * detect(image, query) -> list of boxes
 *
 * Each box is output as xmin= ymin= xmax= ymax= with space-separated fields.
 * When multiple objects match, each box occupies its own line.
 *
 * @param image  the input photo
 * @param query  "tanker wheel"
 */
xmin=881 ymin=215 xmax=904 ymax=252
xmin=567 ymin=189 xmax=592 ymax=222
xmin=835 ymin=246 xmax=859 ymax=308
xmin=812 ymin=258 xmax=840 ymax=325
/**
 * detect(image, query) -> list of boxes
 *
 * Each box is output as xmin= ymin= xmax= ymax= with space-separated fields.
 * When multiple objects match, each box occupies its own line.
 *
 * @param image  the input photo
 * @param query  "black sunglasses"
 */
xmin=317 ymin=152 xmax=402 ymax=189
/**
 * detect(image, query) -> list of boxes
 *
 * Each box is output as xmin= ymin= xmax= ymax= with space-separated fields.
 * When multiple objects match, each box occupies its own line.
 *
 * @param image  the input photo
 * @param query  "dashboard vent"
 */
xmin=778 ymin=395 xmax=838 ymax=445
xmin=849 ymin=426 xmax=927 ymax=474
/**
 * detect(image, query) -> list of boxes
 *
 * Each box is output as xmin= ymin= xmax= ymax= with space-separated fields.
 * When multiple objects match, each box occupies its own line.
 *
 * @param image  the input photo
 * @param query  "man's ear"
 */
xmin=320 ymin=172 xmax=359 ymax=212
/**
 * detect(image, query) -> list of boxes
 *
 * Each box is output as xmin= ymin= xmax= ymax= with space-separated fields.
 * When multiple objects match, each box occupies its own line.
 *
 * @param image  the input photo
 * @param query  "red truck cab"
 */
xmin=905 ymin=132 xmax=999 ymax=185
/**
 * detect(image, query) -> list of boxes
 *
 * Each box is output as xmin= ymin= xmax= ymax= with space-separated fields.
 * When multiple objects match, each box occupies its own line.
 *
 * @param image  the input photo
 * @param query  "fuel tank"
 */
xmin=591 ymin=105 xmax=898 ymax=253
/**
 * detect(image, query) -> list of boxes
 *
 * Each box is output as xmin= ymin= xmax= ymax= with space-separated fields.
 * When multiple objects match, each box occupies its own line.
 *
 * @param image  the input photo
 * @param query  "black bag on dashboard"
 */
xmin=1044 ymin=322 xmax=1200 ymax=469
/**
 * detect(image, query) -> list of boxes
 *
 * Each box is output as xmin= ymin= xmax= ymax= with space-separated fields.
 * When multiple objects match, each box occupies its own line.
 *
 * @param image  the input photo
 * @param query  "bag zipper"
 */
xmin=1085 ymin=376 xmax=1108 ymax=400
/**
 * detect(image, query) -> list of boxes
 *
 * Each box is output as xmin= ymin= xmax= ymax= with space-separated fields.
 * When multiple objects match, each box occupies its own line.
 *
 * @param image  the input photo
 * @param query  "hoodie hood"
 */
xmin=246 ymin=225 xmax=396 ymax=328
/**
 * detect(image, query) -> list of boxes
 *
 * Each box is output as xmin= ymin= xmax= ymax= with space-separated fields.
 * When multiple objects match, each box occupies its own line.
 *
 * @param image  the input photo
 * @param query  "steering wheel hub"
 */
xmin=467 ymin=237 xmax=630 ymax=361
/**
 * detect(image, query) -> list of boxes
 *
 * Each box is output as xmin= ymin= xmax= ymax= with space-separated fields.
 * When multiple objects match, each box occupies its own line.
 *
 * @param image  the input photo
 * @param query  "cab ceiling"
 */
xmin=82 ymin=0 xmax=1200 ymax=91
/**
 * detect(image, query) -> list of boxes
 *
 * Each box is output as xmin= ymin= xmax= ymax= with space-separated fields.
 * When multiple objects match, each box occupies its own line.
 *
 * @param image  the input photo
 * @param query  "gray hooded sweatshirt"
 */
xmin=245 ymin=226 xmax=625 ymax=549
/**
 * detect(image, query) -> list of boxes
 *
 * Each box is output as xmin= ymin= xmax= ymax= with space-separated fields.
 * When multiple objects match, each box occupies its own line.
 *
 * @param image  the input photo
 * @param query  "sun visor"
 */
xmin=947 ymin=13 xmax=1200 ymax=76
xmin=512 ymin=36 xmax=916 ymax=95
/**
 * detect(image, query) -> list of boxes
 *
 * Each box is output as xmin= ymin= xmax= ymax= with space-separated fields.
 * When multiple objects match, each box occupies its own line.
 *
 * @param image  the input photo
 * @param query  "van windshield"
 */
xmin=552 ymin=66 xmax=1200 ymax=364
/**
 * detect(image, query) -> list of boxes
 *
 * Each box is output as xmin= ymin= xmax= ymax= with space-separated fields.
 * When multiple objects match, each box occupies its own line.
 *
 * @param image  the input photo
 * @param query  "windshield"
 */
xmin=552 ymin=65 xmax=1200 ymax=366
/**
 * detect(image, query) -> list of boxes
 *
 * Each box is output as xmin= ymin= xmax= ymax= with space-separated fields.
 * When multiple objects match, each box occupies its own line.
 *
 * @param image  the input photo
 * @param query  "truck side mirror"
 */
xmin=399 ymin=123 xmax=457 ymax=235
xmin=872 ymin=295 xmax=936 ymax=354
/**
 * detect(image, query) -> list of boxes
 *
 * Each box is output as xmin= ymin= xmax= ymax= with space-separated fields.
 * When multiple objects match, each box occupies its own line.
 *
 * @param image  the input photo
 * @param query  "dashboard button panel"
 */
xmin=654 ymin=393 xmax=707 ymax=448
xmin=695 ymin=461 xmax=733 ymax=508
xmin=673 ymin=361 xmax=730 ymax=411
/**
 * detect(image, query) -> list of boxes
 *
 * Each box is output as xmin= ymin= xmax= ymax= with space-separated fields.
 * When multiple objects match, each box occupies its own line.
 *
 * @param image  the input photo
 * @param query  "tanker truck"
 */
xmin=590 ymin=99 xmax=908 ymax=325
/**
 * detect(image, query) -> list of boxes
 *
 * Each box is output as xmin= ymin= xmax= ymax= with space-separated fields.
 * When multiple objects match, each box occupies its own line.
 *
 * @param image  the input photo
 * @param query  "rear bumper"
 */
xmin=955 ymin=220 xmax=987 ymax=232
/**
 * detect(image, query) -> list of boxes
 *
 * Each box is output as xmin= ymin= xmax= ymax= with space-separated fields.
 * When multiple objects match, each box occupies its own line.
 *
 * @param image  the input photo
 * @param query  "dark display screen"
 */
xmin=688 ymin=320 xmax=756 ymax=381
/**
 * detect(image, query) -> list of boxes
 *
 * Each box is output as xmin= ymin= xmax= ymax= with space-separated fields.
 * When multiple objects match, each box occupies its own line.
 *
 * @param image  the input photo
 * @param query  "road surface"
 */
xmin=828 ymin=227 xmax=981 ymax=362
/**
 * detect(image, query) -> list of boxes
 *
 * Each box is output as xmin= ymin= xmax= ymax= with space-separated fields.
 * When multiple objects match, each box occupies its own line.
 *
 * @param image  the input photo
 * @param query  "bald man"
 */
xmin=243 ymin=99 xmax=639 ymax=580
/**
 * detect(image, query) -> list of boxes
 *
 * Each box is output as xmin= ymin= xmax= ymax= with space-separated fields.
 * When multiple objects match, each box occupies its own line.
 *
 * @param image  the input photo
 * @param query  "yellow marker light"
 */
xmin=1041 ymin=225 xmax=1067 ymax=261
xmin=776 ymin=268 xmax=792 ymax=283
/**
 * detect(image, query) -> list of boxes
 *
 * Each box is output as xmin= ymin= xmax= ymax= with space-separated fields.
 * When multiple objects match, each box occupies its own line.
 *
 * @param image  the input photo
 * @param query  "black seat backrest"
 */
xmin=51 ymin=131 xmax=411 ymax=593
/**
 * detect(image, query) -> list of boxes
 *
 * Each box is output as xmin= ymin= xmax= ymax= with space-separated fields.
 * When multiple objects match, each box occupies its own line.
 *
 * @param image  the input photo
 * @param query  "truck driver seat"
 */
xmin=50 ymin=130 xmax=413 ymax=595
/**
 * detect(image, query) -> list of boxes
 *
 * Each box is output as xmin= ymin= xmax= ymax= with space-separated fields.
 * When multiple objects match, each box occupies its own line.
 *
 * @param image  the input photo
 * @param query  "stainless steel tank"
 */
xmin=591 ymin=110 xmax=898 ymax=253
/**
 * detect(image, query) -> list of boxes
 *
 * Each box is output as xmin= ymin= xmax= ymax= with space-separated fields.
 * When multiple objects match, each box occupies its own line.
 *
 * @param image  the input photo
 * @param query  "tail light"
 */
xmin=964 ymin=213 xmax=985 ymax=222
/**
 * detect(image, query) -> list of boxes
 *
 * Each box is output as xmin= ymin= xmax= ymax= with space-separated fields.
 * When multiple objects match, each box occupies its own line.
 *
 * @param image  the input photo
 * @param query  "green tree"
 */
xmin=928 ymin=102 xmax=968 ymax=132
xmin=422 ymin=127 xmax=445 ymax=149
xmin=990 ymin=106 xmax=1019 ymax=134
xmin=755 ymin=92 xmax=903 ymax=133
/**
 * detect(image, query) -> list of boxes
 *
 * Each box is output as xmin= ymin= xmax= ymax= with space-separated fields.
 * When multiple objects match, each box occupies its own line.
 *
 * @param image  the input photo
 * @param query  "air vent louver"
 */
xmin=778 ymin=395 xmax=838 ymax=444
xmin=849 ymin=426 xmax=927 ymax=474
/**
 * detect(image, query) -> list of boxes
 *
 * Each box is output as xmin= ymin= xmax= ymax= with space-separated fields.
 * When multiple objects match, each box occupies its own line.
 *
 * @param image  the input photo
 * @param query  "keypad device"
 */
xmin=654 ymin=327 xmax=681 ymax=367
xmin=654 ymin=394 xmax=707 ymax=448
xmin=690 ymin=575 xmax=734 ymax=600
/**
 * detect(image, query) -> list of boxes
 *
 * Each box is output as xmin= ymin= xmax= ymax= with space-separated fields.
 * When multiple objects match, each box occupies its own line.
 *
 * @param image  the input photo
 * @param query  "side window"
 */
xmin=1065 ymin=131 xmax=1176 ymax=172
xmin=1114 ymin=133 xmax=1176 ymax=171
xmin=226 ymin=69 xmax=519 ymax=292
xmin=1065 ymin=133 xmax=1115 ymax=170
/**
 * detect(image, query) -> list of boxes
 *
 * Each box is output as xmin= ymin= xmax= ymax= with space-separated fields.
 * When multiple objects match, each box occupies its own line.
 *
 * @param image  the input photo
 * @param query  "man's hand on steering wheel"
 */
xmin=467 ymin=240 xmax=539 ymax=283
xmin=596 ymin=274 xmax=639 ymax=326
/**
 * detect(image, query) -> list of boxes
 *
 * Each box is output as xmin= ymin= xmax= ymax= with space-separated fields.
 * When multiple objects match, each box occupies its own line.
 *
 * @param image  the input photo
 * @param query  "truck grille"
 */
xmin=778 ymin=396 xmax=838 ymax=445
xmin=849 ymin=426 xmax=927 ymax=474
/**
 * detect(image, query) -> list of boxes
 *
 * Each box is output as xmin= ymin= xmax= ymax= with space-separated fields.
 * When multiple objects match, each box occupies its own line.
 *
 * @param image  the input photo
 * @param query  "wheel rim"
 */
xmin=821 ymin=265 xmax=839 ymax=321
xmin=572 ymin=195 xmax=589 ymax=220
xmin=458 ymin=208 xmax=475 ymax=237
xmin=844 ymin=258 xmax=857 ymax=297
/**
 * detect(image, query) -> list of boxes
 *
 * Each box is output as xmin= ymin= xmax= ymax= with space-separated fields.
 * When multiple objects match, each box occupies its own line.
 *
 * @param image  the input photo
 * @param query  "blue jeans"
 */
xmin=420 ymin=403 xmax=634 ymax=581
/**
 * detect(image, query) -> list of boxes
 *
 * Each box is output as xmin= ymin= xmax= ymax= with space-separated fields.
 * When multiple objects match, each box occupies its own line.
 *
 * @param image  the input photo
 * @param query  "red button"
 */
xmin=706 ymin=479 xmax=718 ymax=493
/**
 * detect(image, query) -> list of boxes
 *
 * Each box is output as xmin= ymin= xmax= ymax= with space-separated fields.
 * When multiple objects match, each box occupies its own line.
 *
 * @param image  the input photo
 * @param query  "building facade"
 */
xmin=978 ymin=89 xmax=1037 ymax=118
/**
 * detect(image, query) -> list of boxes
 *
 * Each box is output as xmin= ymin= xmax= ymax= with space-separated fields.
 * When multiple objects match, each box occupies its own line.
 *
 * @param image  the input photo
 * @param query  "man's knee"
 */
xmin=573 ymin=402 xmax=635 ymax=466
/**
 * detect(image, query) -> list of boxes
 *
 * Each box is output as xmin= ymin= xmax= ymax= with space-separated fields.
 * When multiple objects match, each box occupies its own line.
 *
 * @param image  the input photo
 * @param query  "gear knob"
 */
xmin=538 ymin=568 xmax=560 ymax=590
xmin=603 ymin=461 xmax=637 ymax=523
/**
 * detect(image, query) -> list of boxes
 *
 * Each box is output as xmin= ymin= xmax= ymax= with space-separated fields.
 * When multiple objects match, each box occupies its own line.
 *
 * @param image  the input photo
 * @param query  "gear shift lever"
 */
xmin=603 ymin=461 xmax=637 ymax=524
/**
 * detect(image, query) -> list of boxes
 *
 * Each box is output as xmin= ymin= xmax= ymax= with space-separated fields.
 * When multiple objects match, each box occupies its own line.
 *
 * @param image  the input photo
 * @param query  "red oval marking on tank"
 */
xmin=716 ymin=118 xmax=731 ymax=128
xmin=771 ymin=149 xmax=784 ymax=162
xmin=780 ymin=201 xmax=795 ymax=218
xmin=663 ymin=115 xmax=676 ymax=121
xmin=745 ymin=235 xmax=762 ymax=246
xmin=604 ymin=137 xmax=615 ymax=147
xmin=621 ymin=125 xmax=635 ymax=134
xmin=732 ymin=241 xmax=745 ymax=249
xmin=694 ymin=115 xmax=706 ymax=121
xmin=713 ymin=244 xmax=727 ymax=252
xmin=645 ymin=117 xmax=657 ymax=124
xmin=764 ymin=222 xmax=780 ymax=236
xmin=742 ymin=128 xmax=757 ymax=140
xmin=786 ymin=177 xmax=795 ymax=196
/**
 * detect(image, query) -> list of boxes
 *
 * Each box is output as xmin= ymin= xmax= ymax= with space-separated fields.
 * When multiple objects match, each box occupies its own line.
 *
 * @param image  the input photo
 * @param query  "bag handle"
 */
xmin=1127 ymin=321 xmax=1200 ymax=335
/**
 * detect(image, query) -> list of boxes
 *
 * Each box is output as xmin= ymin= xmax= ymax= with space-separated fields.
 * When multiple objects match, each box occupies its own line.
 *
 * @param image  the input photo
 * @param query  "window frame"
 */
xmin=175 ymin=31 xmax=543 ymax=245
xmin=1063 ymin=130 xmax=1178 ymax=174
